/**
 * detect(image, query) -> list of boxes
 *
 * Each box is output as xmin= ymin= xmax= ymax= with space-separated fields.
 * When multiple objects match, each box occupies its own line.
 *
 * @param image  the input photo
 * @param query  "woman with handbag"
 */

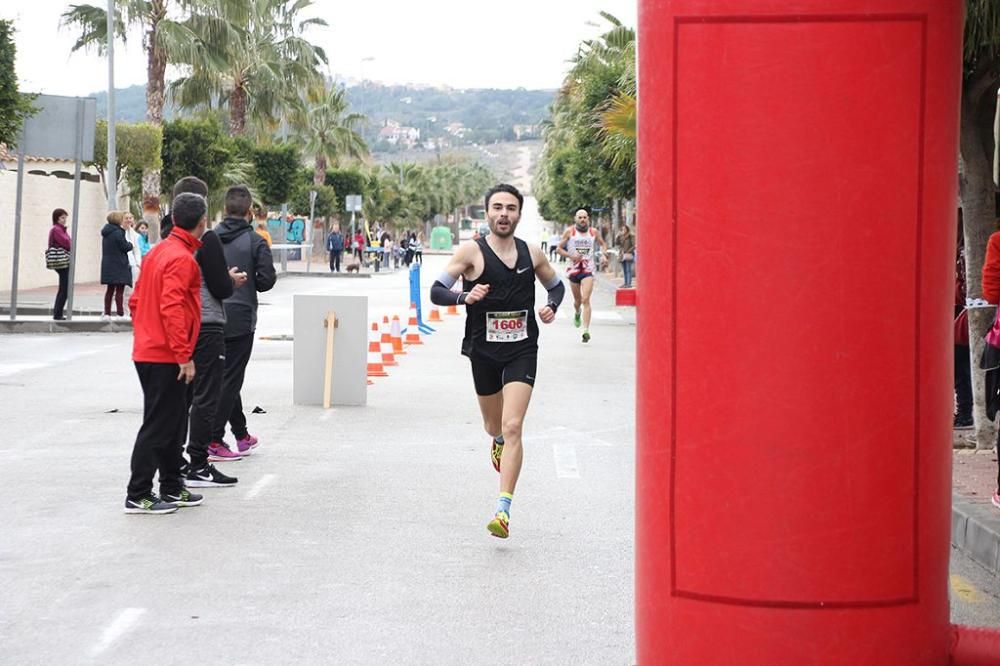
xmin=100 ymin=210 xmax=134 ymax=320
xmin=617 ymin=224 xmax=636 ymax=288
xmin=981 ymin=218 xmax=1000 ymax=512
xmin=46 ymin=208 xmax=72 ymax=320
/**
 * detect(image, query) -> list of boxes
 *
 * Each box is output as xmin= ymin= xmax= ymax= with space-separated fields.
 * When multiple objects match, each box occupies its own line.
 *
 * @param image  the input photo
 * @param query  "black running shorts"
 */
xmin=469 ymin=355 xmax=537 ymax=396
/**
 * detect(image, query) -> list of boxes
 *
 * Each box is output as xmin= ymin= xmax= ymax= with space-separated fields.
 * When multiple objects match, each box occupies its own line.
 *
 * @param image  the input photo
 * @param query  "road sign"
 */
xmin=345 ymin=194 xmax=363 ymax=212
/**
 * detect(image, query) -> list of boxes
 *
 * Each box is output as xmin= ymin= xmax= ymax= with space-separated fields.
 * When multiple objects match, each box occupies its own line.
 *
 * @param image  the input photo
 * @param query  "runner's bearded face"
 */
xmin=487 ymin=193 xmax=521 ymax=238
xmin=574 ymin=209 xmax=590 ymax=232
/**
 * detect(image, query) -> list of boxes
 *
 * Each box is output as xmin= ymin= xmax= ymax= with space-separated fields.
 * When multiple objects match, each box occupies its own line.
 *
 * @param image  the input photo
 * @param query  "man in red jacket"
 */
xmin=124 ymin=192 xmax=208 ymax=514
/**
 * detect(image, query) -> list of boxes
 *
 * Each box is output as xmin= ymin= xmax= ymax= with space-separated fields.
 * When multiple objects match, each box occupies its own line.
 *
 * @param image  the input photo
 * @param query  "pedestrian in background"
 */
xmin=47 ymin=207 xmax=72 ymax=320
xmin=124 ymin=212 xmax=143 ymax=286
xmin=101 ymin=210 xmax=134 ymax=320
xmin=353 ymin=230 xmax=365 ymax=262
xmin=414 ymin=232 xmax=424 ymax=264
xmin=255 ymin=220 xmax=273 ymax=248
xmin=548 ymin=230 xmax=561 ymax=262
xmin=326 ymin=224 xmax=344 ymax=272
xmin=404 ymin=232 xmax=416 ymax=266
xmin=979 ymin=216 xmax=1000 ymax=511
xmin=136 ymin=220 xmax=152 ymax=258
xmin=617 ymin=224 xmax=636 ymax=289
xmin=124 ymin=192 xmax=208 ymax=515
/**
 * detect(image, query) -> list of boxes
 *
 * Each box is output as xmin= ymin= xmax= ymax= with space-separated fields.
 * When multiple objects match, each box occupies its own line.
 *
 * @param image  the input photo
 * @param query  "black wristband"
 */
xmin=457 ymin=292 xmax=468 ymax=305
xmin=546 ymin=301 xmax=558 ymax=314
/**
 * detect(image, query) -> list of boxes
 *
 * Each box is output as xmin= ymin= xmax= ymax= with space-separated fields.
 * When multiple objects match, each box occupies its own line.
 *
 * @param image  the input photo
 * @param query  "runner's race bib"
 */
xmin=486 ymin=310 xmax=528 ymax=342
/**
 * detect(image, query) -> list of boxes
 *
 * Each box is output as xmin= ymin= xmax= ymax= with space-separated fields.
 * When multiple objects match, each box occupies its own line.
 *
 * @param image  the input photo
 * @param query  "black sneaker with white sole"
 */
xmin=124 ymin=495 xmax=178 ymax=515
xmin=185 ymin=463 xmax=238 ymax=488
xmin=161 ymin=488 xmax=204 ymax=507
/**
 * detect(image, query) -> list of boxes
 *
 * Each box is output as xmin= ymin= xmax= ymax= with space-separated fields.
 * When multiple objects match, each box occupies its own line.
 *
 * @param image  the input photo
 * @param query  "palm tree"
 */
xmin=61 ymin=0 xmax=206 ymax=217
xmin=289 ymin=84 xmax=368 ymax=186
xmin=171 ymin=0 xmax=328 ymax=136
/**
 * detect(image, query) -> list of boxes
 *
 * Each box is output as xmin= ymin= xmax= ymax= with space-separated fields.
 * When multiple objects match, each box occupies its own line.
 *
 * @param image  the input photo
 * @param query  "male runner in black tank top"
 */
xmin=431 ymin=184 xmax=565 ymax=539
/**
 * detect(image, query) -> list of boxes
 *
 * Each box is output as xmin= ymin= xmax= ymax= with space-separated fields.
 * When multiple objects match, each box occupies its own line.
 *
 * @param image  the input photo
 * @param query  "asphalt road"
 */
xmin=1 ymin=194 xmax=996 ymax=664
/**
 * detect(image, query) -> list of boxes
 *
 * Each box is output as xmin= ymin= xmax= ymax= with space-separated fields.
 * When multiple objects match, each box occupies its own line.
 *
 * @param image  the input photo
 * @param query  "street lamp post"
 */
xmin=106 ymin=0 xmax=116 ymax=210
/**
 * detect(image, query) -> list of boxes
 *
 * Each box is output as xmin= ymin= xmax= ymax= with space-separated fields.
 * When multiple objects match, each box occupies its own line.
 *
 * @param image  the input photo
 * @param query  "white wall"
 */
xmin=0 ymin=163 xmax=110 ymax=293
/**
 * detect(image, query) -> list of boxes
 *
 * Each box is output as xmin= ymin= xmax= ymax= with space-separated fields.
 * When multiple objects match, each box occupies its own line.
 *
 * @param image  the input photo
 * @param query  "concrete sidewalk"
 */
xmin=952 ymin=445 xmax=1000 ymax=576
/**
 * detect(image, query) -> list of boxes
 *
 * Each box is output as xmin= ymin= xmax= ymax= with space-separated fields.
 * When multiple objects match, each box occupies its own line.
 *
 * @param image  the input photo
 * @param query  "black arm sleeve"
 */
xmin=545 ymin=278 xmax=565 ymax=312
xmin=197 ymin=230 xmax=234 ymax=301
xmin=253 ymin=233 xmax=277 ymax=293
xmin=430 ymin=280 xmax=464 ymax=306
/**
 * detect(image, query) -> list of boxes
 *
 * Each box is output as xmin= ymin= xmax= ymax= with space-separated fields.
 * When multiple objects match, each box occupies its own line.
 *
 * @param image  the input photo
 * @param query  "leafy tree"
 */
xmin=0 ymin=20 xmax=36 ymax=146
xmin=289 ymin=84 xmax=368 ymax=185
xmin=535 ymin=13 xmax=635 ymax=223
xmin=252 ymin=143 xmax=301 ymax=206
xmin=89 ymin=120 xmax=163 ymax=201
xmin=61 ymin=0 xmax=206 ymax=215
xmin=171 ymin=0 xmax=328 ymax=136
xmin=290 ymin=182 xmax=337 ymax=219
xmin=324 ymin=167 xmax=369 ymax=213
xmin=160 ymin=117 xmax=233 ymax=197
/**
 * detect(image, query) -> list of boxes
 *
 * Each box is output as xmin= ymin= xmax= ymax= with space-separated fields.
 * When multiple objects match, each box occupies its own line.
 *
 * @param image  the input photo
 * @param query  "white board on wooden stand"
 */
xmin=294 ymin=295 xmax=367 ymax=406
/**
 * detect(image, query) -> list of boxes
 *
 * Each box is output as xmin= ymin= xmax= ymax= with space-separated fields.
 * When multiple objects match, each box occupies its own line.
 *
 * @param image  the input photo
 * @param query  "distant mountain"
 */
xmin=89 ymin=83 xmax=554 ymax=151
xmin=343 ymin=84 xmax=554 ymax=147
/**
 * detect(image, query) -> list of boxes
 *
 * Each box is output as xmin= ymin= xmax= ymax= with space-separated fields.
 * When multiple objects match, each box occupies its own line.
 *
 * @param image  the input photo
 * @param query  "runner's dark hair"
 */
xmin=484 ymin=183 xmax=523 ymax=211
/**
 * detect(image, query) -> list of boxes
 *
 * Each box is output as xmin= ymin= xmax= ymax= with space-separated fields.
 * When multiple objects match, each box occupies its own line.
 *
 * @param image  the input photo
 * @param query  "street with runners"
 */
xmin=4 ymin=0 xmax=1000 ymax=661
xmin=0 ymin=196 xmax=641 ymax=662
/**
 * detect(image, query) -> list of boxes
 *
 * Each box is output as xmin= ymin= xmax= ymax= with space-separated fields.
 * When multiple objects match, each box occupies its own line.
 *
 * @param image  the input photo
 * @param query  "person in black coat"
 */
xmin=101 ymin=211 xmax=134 ymax=319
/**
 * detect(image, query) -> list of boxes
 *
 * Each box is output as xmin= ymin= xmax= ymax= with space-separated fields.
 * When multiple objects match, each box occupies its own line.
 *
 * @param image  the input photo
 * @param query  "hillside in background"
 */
xmin=90 ymin=83 xmax=554 ymax=152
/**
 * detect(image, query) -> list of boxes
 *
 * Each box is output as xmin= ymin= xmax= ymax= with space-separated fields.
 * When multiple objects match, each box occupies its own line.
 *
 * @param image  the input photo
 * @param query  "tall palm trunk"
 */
xmin=959 ymin=54 xmax=999 ymax=450
xmin=143 ymin=12 xmax=167 ymax=233
xmin=229 ymin=85 xmax=248 ymax=135
xmin=314 ymin=154 xmax=327 ymax=186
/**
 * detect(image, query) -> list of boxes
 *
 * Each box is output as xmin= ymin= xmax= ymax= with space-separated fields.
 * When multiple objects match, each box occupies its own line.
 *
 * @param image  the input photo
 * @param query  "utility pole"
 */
xmin=106 ymin=0 xmax=116 ymax=209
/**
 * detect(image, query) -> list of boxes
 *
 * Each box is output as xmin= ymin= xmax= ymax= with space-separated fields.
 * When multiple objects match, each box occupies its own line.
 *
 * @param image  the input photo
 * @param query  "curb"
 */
xmin=277 ymin=270 xmax=373 ymax=279
xmin=0 ymin=320 xmax=132 ymax=334
xmin=952 ymin=496 xmax=1000 ymax=576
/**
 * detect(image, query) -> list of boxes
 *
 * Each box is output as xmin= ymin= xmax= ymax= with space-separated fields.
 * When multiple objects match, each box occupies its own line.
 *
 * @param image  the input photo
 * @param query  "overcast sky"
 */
xmin=3 ymin=0 xmax=637 ymax=96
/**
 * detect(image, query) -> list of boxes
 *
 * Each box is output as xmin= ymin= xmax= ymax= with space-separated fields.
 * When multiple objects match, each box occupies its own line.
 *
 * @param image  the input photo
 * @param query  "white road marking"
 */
xmin=90 ymin=607 xmax=145 ymax=656
xmin=533 ymin=425 xmax=625 ymax=447
xmin=245 ymin=474 xmax=276 ymax=500
xmin=0 ymin=343 xmax=118 ymax=378
xmin=553 ymin=443 xmax=581 ymax=479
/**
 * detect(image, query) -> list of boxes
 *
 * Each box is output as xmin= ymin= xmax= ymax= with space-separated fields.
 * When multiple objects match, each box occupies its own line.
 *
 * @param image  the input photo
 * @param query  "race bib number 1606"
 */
xmin=486 ymin=310 xmax=528 ymax=342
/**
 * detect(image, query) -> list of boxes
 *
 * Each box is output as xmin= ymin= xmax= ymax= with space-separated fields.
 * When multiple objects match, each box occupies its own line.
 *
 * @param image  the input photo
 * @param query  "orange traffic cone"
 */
xmin=367 ymin=322 xmax=388 ymax=377
xmin=428 ymin=305 xmax=443 ymax=322
xmin=378 ymin=321 xmax=397 ymax=366
xmin=404 ymin=302 xmax=423 ymax=345
xmin=390 ymin=315 xmax=406 ymax=354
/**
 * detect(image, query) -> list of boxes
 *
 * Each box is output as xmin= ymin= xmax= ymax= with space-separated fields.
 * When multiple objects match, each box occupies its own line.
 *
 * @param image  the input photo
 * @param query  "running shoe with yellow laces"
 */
xmin=491 ymin=435 xmax=504 ymax=473
xmin=487 ymin=511 xmax=510 ymax=539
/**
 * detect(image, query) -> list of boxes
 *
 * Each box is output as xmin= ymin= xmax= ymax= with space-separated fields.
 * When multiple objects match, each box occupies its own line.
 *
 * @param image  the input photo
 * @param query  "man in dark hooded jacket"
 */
xmin=210 ymin=185 xmax=276 ymax=458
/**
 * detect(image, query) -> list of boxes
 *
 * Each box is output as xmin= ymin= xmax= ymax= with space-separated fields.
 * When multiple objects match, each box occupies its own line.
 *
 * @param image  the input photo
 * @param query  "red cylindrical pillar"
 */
xmin=636 ymin=1 xmax=963 ymax=663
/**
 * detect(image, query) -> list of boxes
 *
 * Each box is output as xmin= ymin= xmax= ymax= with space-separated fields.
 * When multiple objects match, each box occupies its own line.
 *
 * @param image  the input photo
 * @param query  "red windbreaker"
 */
xmin=984 ymin=232 xmax=1000 ymax=305
xmin=129 ymin=226 xmax=203 ymax=364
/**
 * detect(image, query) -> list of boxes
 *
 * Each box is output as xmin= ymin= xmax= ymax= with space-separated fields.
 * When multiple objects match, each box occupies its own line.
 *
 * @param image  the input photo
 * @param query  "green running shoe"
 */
xmin=487 ymin=511 xmax=510 ymax=539
xmin=574 ymin=310 xmax=582 ymax=328
xmin=491 ymin=438 xmax=503 ymax=473
xmin=582 ymin=330 xmax=590 ymax=343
